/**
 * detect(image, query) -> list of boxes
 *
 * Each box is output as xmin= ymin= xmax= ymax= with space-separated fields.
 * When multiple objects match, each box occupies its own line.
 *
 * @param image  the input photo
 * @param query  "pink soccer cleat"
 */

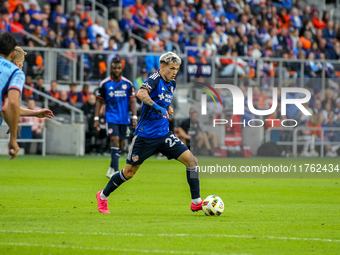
xmin=96 ymin=191 xmax=110 ymax=213
xmin=190 ymin=201 xmax=203 ymax=212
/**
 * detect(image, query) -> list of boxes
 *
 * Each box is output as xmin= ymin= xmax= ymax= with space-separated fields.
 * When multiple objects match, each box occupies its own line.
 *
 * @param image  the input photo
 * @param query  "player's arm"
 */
xmin=137 ymin=88 xmax=168 ymax=119
xmin=136 ymin=88 xmax=156 ymax=106
xmin=94 ymin=98 xmax=103 ymax=131
xmin=129 ymin=96 xmax=137 ymax=116
xmin=5 ymin=90 xmax=21 ymax=159
xmin=19 ymin=107 xmax=54 ymax=118
xmin=138 ymin=78 xmax=168 ymax=118
xmin=94 ymin=86 xmax=105 ymax=131
xmin=129 ymin=96 xmax=137 ymax=128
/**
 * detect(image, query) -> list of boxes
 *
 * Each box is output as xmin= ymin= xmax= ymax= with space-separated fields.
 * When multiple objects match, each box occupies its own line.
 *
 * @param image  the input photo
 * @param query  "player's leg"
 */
xmin=119 ymin=139 xmax=125 ymax=152
xmin=176 ymin=150 xmax=203 ymax=211
xmin=159 ymin=132 xmax=202 ymax=212
xmin=102 ymin=164 xmax=140 ymax=198
xmin=108 ymin=135 xmax=120 ymax=176
xmin=118 ymin=124 xmax=128 ymax=153
xmin=106 ymin=123 xmax=120 ymax=178
xmin=97 ymin=135 xmax=158 ymax=213
xmin=97 ymin=164 xmax=140 ymax=213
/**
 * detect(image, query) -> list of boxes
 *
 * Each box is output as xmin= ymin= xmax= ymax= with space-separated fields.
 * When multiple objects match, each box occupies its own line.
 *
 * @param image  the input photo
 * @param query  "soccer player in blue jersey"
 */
xmin=96 ymin=52 xmax=203 ymax=214
xmin=94 ymin=57 xmax=137 ymax=178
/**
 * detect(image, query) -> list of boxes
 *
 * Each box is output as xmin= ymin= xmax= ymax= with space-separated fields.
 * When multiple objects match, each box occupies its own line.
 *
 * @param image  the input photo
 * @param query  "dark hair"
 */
xmin=0 ymin=32 xmax=18 ymax=56
xmin=111 ymin=57 xmax=122 ymax=65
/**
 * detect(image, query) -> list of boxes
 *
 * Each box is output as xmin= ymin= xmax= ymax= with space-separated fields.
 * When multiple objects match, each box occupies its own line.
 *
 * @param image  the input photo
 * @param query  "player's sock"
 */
xmin=192 ymin=198 xmax=202 ymax=205
xmin=186 ymin=166 xmax=200 ymax=200
xmin=110 ymin=147 xmax=120 ymax=172
xmin=102 ymin=170 xmax=128 ymax=197
xmin=100 ymin=191 xmax=108 ymax=200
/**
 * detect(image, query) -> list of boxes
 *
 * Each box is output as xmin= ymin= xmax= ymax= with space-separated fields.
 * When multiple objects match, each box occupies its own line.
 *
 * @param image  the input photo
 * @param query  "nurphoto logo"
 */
xmin=197 ymin=83 xmax=311 ymax=128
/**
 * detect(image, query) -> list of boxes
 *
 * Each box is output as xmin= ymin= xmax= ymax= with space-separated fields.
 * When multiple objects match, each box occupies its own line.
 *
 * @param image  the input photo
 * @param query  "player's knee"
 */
xmin=191 ymin=155 xmax=198 ymax=167
xmin=184 ymin=154 xmax=198 ymax=167
xmin=123 ymin=165 xmax=138 ymax=179
xmin=123 ymin=168 xmax=134 ymax=179
xmin=110 ymin=137 xmax=119 ymax=147
xmin=124 ymin=170 xmax=135 ymax=179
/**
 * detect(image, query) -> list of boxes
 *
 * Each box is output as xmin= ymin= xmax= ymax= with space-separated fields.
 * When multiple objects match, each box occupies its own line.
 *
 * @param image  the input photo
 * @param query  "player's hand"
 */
xmin=153 ymin=103 xmax=169 ymax=119
xmin=158 ymin=108 xmax=169 ymax=119
xmin=36 ymin=109 xmax=54 ymax=118
xmin=8 ymin=139 xmax=19 ymax=160
xmin=168 ymin=106 xmax=174 ymax=116
xmin=94 ymin=120 xmax=100 ymax=131
xmin=132 ymin=119 xmax=137 ymax=128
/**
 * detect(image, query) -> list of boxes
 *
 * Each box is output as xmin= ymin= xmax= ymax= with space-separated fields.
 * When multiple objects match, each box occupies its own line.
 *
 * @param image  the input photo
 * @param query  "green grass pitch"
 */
xmin=0 ymin=155 xmax=339 ymax=255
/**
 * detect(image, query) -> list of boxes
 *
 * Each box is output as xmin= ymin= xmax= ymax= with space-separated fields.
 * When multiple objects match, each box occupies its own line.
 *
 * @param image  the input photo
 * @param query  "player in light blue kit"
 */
xmin=0 ymin=35 xmax=53 ymax=159
xmin=97 ymin=52 xmax=203 ymax=213
xmin=5 ymin=46 xmax=54 ymax=119
xmin=94 ymin=57 xmax=137 ymax=178
xmin=0 ymin=32 xmax=25 ymax=159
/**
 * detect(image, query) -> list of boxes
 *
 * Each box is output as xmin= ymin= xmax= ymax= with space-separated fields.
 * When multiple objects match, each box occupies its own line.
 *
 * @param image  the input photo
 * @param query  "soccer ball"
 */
xmin=202 ymin=195 xmax=224 ymax=216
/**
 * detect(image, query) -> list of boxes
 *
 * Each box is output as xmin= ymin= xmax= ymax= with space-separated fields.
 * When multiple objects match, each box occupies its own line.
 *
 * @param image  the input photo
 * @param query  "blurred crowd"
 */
xmin=0 ymin=0 xmax=340 ymax=84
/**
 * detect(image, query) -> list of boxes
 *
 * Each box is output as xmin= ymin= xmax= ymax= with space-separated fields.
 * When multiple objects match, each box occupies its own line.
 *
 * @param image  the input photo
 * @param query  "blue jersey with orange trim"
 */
xmin=135 ymin=71 xmax=176 ymax=138
xmin=96 ymin=76 xmax=135 ymax=124
xmin=0 ymin=56 xmax=25 ymax=112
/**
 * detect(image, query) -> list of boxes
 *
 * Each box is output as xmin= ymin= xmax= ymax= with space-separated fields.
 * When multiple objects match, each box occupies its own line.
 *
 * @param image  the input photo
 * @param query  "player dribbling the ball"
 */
xmin=96 ymin=52 xmax=203 ymax=213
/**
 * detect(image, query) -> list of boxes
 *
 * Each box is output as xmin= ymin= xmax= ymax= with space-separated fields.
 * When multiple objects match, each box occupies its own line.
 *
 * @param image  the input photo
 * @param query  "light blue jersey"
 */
xmin=0 ymin=56 xmax=25 ymax=126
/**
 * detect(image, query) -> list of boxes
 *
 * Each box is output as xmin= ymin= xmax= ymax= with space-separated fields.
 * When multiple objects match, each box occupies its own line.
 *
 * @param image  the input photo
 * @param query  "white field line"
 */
xmin=0 ymin=230 xmax=339 ymax=243
xmin=0 ymin=242 xmax=248 ymax=255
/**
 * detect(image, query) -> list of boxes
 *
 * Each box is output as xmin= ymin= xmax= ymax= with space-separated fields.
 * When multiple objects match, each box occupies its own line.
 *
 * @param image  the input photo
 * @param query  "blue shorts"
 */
xmin=126 ymin=132 xmax=188 ymax=166
xmin=107 ymin=123 xmax=128 ymax=140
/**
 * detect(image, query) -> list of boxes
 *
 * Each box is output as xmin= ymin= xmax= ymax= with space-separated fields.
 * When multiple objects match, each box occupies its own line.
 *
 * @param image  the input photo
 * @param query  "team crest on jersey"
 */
xmin=132 ymin=154 xmax=139 ymax=162
xmin=171 ymin=87 xmax=173 ymax=93
xmin=108 ymin=129 xmax=113 ymax=134
xmin=122 ymin=84 xmax=127 ymax=90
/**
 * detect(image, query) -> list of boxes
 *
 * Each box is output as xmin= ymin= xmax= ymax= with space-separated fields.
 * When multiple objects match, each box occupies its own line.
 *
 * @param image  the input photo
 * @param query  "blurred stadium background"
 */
xmin=1 ymin=0 xmax=340 ymax=158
